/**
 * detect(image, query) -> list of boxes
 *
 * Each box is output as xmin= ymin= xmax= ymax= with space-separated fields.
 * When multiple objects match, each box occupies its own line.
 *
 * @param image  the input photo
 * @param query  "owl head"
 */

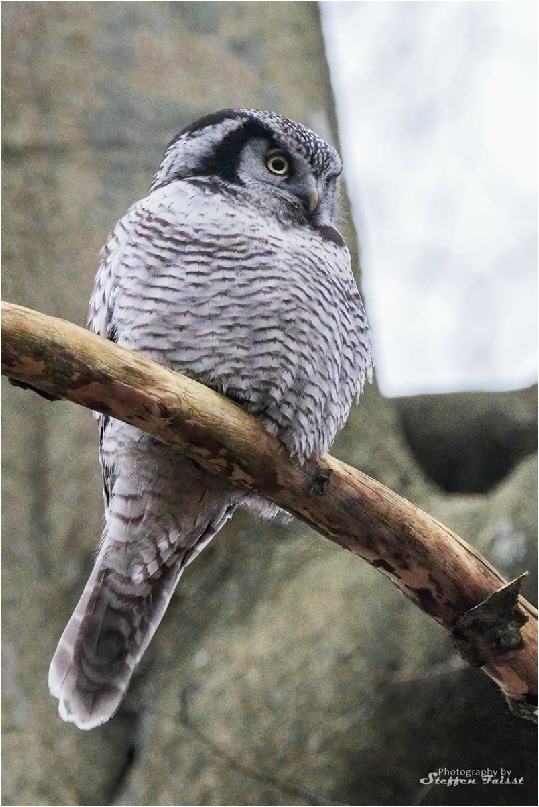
xmin=151 ymin=109 xmax=344 ymax=228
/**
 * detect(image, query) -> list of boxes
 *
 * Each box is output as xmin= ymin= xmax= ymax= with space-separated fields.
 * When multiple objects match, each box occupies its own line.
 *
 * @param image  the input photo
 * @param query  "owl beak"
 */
xmin=307 ymin=187 xmax=321 ymax=214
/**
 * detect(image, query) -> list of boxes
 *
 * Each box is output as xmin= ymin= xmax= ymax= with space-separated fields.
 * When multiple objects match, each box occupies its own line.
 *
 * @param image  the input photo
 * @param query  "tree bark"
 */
xmin=3 ymin=300 xmax=537 ymax=722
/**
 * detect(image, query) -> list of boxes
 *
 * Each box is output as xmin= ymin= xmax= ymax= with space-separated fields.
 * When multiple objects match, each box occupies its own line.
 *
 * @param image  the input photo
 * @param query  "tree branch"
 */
xmin=2 ymin=300 xmax=537 ymax=721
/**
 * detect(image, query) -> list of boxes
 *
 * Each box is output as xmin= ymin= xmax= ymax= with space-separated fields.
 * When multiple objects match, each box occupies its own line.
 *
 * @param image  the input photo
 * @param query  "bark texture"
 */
xmin=3 ymin=301 xmax=536 ymax=715
xmin=2 ymin=3 xmax=537 ymax=805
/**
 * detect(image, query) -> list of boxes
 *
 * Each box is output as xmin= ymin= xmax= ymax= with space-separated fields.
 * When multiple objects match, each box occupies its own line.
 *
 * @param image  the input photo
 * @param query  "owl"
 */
xmin=48 ymin=109 xmax=374 ymax=729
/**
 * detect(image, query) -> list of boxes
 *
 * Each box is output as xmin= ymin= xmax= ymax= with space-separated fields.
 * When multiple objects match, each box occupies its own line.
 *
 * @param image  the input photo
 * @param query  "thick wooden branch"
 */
xmin=2 ymin=300 xmax=537 ymax=721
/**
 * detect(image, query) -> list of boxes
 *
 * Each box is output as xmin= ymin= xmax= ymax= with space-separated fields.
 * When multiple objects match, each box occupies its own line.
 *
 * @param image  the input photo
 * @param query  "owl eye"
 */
xmin=265 ymin=151 xmax=290 ymax=176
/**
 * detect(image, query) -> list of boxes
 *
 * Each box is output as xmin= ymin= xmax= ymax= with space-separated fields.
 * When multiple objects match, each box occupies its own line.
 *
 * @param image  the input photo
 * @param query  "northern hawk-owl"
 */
xmin=49 ymin=109 xmax=374 ymax=729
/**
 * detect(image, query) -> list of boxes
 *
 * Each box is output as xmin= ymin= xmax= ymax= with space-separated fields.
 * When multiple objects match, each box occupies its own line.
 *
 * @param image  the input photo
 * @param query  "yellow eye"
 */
xmin=265 ymin=151 xmax=290 ymax=176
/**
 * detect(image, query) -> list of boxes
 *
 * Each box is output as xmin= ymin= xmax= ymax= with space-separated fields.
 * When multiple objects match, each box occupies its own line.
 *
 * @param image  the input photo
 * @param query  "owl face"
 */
xmin=151 ymin=109 xmax=343 ymax=228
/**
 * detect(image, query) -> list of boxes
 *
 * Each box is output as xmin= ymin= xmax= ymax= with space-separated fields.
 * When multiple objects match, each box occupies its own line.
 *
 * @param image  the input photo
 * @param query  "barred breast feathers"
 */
xmin=89 ymin=178 xmax=372 ymax=460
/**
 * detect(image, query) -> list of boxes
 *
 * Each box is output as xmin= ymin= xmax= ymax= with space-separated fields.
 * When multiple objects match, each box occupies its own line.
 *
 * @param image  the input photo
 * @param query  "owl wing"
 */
xmin=264 ymin=229 xmax=373 ymax=458
xmin=338 ymin=251 xmax=375 ymax=404
xmin=88 ymin=202 xmax=143 ymax=507
xmin=88 ymin=199 xmax=143 ymax=340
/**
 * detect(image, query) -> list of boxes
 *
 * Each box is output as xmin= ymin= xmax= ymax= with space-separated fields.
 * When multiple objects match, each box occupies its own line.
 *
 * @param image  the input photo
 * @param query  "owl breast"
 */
xmin=91 ymin=177 xmax=371 ymax=460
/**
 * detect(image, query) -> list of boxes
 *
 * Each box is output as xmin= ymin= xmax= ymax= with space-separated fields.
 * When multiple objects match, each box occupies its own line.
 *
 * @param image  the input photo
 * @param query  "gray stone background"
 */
xmin=2 ymin=3 xmax=537 ymax=805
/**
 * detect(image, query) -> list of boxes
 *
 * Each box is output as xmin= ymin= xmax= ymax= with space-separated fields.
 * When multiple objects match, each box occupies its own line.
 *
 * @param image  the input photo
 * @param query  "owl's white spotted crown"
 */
xmin=250 ymin=110 xmax=340 ymax=171
xmin=151 ymin=108 xmax=342 ymax=192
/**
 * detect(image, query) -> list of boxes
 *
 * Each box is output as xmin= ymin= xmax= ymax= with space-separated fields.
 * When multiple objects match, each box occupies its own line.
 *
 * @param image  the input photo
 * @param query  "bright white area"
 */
xmin=321 ymin=1 xmax=537 ymax=396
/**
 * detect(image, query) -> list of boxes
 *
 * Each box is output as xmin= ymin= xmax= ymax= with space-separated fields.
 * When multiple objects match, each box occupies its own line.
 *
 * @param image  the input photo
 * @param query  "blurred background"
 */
xmin=2 ymin=3 xmax=537 ymax=806
xmin=322 ymin=1 xmax=537 ymax=396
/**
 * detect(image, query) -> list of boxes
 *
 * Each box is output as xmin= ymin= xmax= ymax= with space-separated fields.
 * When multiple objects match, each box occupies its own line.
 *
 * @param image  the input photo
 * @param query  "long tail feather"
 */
xmin=49 ymin=499 xmax=236 ymax=729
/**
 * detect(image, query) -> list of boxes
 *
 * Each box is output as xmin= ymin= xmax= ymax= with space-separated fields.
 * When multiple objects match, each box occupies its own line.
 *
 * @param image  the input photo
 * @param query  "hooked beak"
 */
xmin=307 ymin=186 xmax=321 ymax=214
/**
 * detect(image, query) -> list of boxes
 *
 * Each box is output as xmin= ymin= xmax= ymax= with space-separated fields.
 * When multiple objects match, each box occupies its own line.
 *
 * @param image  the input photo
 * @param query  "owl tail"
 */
xmin=48 ymin=499 xmax=236 ymax=730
